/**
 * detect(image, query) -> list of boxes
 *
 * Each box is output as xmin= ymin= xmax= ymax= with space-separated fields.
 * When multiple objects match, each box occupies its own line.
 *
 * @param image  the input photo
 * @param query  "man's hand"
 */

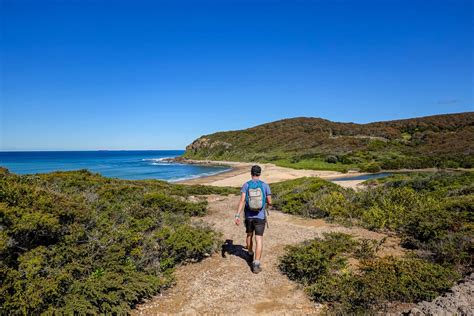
xmin=235 ymin=192 xmax=245 ymax=226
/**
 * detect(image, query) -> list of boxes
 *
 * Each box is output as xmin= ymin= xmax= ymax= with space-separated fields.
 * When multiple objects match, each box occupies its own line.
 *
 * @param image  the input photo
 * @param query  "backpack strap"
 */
xmin=258 ymin=181 xmax=270 ymax=226
xmin=254 ymin=181 xmax=267 ymax=219
xmin=244 ymin=180 xmax=253 ymax=206
xmin=257 ymin=180 xmax=266 ymax=208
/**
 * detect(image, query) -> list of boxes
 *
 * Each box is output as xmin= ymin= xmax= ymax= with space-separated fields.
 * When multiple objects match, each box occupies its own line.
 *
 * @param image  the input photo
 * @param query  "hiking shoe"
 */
xmin=252 ymin=262 xmax=262 ymax=274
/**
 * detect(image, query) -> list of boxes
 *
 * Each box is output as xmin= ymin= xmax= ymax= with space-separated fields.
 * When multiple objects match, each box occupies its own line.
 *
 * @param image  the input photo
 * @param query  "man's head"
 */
xmin=251 ymin=165 xmax=261 ymax=177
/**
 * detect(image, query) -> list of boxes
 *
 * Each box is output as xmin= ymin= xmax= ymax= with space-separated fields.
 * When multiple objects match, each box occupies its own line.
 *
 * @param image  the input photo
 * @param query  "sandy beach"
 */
xmin=176 ymin=159 xmax=370 ymax=189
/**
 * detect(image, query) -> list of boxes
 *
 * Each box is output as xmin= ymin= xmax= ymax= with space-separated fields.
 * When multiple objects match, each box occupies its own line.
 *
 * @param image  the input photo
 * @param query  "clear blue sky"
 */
xmin=1 ymin=0 xmax=472 ymax=150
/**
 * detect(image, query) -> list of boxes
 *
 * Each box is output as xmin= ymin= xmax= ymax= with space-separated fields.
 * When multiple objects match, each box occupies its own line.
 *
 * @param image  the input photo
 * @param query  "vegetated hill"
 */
xmin=184 ymin=112 xmax=474 ymax=172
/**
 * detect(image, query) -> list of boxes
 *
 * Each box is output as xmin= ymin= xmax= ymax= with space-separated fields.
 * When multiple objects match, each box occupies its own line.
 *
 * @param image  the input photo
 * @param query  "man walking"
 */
xmin=234 ymin=165 xmax=272 ymax=274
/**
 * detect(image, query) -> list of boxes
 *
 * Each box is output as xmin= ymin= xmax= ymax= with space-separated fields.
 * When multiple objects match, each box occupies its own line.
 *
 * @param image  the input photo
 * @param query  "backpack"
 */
xmin=246 ymin=180 xmax=266 ymax=212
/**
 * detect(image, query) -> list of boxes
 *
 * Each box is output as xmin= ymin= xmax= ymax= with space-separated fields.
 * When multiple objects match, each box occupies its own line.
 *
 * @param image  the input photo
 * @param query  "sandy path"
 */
xmin=133 ymin=195 xmax=404 ymax=315
xmin=177 ymin=160 xmax=369 ymax=189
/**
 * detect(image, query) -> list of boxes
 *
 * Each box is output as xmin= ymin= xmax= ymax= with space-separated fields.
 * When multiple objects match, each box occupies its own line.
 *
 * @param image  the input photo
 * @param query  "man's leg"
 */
xmin=246 ymin=232 xmax=254 ymax=254
xmin=245 ymin=219 xmax=255 ymax=260
xmin=255 ymin=235 xmax=263 ymax=261
xmin=252 ymin=219 xmax=265 ymax=273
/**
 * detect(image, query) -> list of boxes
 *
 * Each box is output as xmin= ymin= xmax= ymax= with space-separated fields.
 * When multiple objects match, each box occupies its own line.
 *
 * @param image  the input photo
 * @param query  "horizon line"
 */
xmin=0 ymin=149 xmax=186 ymax=152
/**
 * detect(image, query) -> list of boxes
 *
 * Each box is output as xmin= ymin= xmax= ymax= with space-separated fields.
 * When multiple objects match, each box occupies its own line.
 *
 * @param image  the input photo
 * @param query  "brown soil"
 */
xmin=132 ymin=195 xmax=404 ymax=315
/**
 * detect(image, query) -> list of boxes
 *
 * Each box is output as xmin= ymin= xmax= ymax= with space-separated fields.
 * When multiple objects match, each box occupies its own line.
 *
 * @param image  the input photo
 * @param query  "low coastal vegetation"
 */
xmin=1 ymin=165 xmax=471 ymax=314
xmin=184 ymin=112 xmax=474 ymax=171
xmin=0 ymin=168 xmax=236 ymax=314
xmin=274 ymin=172 xmax=473 ymax=313
xmin=280 ymin=233 xmax=460 ymax=313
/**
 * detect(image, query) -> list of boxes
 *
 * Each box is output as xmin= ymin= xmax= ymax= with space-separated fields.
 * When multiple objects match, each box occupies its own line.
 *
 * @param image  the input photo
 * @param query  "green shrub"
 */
xmin=279 ymin=234 xmax=460 ymax=313
xmin=279 ymin=233 xmax=356 ymax=284
xmin=0 ymin=170 xmax=225 ymax=314
xmin=353 ymin=238 xmax=385 ymax=260
xmin=271 ymin=177 xmax=351 ymax=219
xmin=272 ymin=172 xmax=474 ymax=273
xmin=325 ymin=155 xmax=338 ymax=164
xmin=357 ymin=186 xmax=437 ymax=230
xmin=307 ymin=257 xmax=459 ymax=313
xmin=143 ymin=192 xmax=207 ymax=216
xmin=155 ymin=224 xmax=221 ymax=269
xmin=360 ymin=162 xmax=382 ymax=173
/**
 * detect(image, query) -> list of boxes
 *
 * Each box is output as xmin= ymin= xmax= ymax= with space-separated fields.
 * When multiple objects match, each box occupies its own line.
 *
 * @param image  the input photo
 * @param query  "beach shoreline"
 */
xmin=173 ymin=158 xmax=371 ymax=188
xmin=171 ymin=158 xmax=458 ymax=189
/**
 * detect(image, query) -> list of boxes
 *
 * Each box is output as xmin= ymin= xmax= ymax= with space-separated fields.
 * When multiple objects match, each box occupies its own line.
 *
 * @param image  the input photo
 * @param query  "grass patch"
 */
xmin=274 ymin=158 xmax=354 ymax=172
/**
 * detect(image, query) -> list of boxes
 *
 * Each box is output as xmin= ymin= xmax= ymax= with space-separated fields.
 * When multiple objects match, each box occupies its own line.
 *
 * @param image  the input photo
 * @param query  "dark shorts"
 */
xmin=245 ymin=218 xmax=266 ymax=236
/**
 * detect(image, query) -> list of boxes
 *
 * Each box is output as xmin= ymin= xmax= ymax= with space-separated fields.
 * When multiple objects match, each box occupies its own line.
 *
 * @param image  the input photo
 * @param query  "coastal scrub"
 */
xmin=274 ymin=172 xmax=473 ymax=312
xmin=279 ymin=233 xmax=460 ymax=313
xmin=0 ymin=168 xmax=234 ymax=314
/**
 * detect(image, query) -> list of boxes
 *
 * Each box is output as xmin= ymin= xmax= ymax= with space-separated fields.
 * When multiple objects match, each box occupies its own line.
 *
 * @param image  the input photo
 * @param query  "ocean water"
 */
xmin=0 ymin=150 xmax=230 ymax=181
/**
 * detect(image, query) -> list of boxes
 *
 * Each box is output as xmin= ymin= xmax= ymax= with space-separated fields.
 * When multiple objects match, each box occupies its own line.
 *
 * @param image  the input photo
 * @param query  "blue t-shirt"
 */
xmin=241 ymin=179 xmax=271 ymax=220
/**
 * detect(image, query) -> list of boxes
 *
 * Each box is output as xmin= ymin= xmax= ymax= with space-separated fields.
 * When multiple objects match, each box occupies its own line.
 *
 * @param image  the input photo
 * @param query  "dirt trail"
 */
xmin=133 ymin=195 xmax=404 ymax=315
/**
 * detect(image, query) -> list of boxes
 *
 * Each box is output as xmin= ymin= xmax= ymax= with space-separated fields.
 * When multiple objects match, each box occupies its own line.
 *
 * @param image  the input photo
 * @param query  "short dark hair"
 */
xmin=251 ymin=165 xmax=261 ymax=176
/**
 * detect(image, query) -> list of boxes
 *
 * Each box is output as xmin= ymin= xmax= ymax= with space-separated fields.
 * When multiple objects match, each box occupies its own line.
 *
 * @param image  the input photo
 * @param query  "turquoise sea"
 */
xmin=0 ymin=150 xmax=230 ymax=181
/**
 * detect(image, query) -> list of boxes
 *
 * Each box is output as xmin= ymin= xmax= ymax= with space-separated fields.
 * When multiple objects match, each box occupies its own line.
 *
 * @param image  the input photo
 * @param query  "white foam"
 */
xmin=141 ymin=157 xmax=231 ymax=182
xmin=143 ymin=157 xmax=188 ymax=166
xmin=142 ymin=157 xmax=172 ymax=162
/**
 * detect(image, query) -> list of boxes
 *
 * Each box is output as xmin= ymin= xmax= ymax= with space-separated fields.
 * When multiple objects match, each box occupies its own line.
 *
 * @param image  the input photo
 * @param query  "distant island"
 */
xmin=184 ymin=112 xmax=474 ymax=172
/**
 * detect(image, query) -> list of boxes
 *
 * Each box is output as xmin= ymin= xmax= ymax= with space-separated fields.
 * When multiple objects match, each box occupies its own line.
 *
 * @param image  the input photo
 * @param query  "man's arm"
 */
xmin=265 ymin=183 xmax=272 ymax=207
xmin=234 ymin=192 xmax=246 ymax=225
xmin=266 ymin=194 xmax=272 ymax=207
